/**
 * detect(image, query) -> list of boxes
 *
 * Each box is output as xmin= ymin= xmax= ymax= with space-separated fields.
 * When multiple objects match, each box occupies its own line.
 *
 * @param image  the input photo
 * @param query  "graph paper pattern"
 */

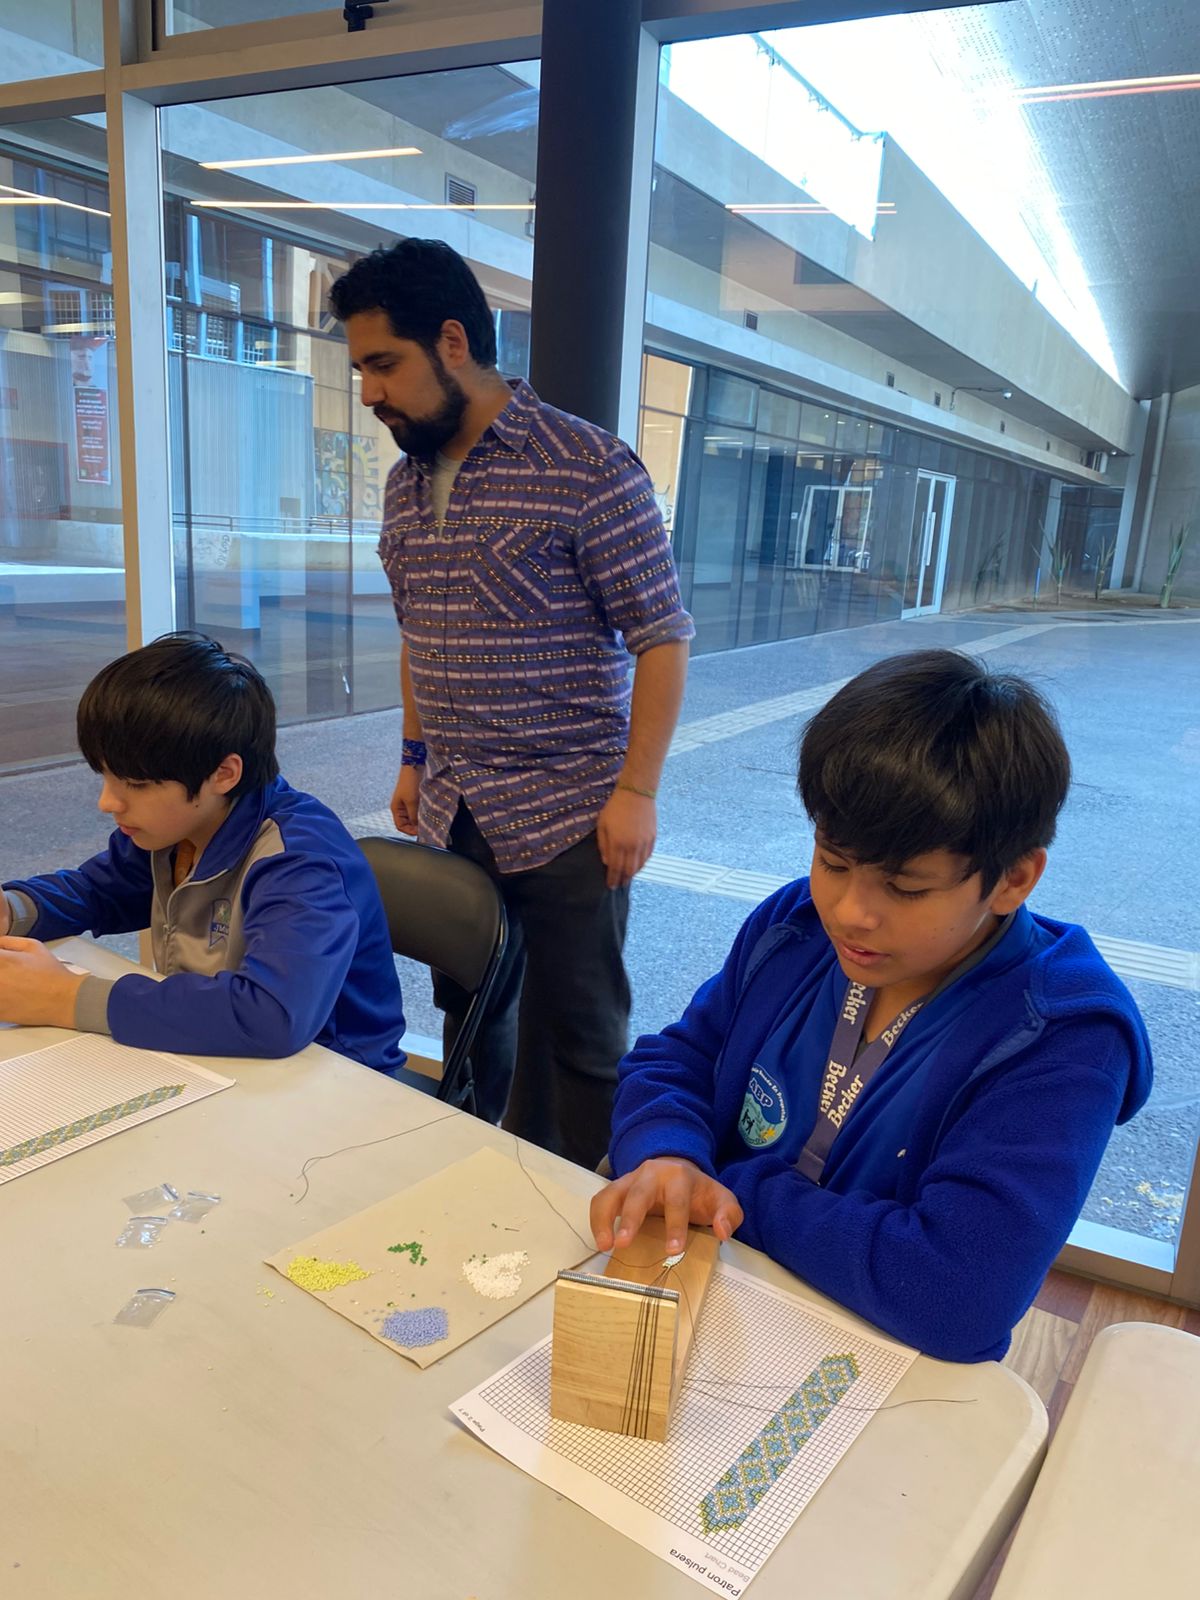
xmin=0 ymin=1035 xmax=232 ymax=1185
xmin=476 ymin=1266 xmax=913 ymax=1569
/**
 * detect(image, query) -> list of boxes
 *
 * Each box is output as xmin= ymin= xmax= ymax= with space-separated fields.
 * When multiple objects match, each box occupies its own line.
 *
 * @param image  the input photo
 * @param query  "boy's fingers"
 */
xmin=662 ymin=1168 xmax=695 ymax=1254
xmin=613 ymin=1175 xmax=655 ymax=1248
xmin=712 ymin=1192 xmax=744 ymax=1241
xmin=590 ymin=1180 xmax=629 ymax=1249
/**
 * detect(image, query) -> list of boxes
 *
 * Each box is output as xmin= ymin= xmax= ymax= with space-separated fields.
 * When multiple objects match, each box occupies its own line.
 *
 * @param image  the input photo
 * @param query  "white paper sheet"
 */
xmin=451 ymin=1262 xmax=916 ymax=1596
xmin=0 ymin=1034 xmax=233 ymax=1184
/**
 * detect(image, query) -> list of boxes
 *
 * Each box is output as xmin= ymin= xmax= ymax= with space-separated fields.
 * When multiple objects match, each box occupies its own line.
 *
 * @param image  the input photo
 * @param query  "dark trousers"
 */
xmin=432 ymin=802 xmax=630 ymax=1170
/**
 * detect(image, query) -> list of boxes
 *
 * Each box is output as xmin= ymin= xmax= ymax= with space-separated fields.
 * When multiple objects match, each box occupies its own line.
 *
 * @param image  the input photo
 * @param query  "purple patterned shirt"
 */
xmin=378 ymin=380 xmax=694 ymax=873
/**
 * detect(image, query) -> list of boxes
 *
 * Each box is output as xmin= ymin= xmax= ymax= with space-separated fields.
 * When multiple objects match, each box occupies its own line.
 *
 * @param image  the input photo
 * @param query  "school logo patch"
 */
xmin=738 ymin=1064 xmax=787 ymax=1150
xmin=208 ymin=898 xmax=232 ymax=949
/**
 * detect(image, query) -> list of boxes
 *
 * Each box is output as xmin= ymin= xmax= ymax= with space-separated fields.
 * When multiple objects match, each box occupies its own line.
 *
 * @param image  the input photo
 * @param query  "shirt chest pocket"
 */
xmin=469 ymin=520 xmax=569 ymax=622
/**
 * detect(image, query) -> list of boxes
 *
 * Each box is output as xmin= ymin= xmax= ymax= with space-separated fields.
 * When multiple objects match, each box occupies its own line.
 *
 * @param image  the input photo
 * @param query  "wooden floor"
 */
xmin=970 ymin=1269 xmax=1200 ymax=1598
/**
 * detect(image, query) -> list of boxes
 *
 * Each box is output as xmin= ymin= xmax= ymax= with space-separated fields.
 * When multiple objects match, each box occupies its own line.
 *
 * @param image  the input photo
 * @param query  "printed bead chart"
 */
xmin=451 ymin=1263 xmax=916 ymax=1596
xmin=0 ymin=1034 xmax=233 ymax=1185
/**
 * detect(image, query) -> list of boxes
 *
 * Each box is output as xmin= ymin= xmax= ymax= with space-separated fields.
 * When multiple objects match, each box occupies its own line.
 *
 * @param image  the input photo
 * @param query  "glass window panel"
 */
xmin=797 ymin=403 xmax=836 ymax=448
xmin=757 ymin=388 xmax=801 ymax=440
xmin=160 ymin=61 xmax=538 ymax=721
xmin=834 ymin=412 xmax=869 ymax=454
xmin=165 ymin=0 xmax=337 ymax=33
xmin=638 ymin=408 xmax=686 ymax=542
xmin=642 ymin=1 xmax=1196 ymax=1282
xmin=737 ymin=437 xmax=795 ymax=645
xmin=685 ymin=424 xmax=752 ymax=651
xmin=642 ymin=352 xmax=694 ymax=416
xmin=0 ymin=5 xmax=103 ymax=80
xmin=706 ymin=370 xmax=756 ymax=428
xmin=0 ymin=117 xmax=124 ymax=770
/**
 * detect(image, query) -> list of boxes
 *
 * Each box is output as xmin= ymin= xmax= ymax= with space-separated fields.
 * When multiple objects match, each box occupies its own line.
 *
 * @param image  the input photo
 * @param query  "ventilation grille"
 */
xmin=445 ymin=175 xmax=477 ymax=209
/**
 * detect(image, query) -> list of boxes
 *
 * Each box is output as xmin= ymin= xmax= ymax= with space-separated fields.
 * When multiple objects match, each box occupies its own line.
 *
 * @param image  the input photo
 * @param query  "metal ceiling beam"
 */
xmin=0 ymin=72 xmax=105 ymax=123
xmin=641 ymin=0 xmax=1006 ymax=44
xmin=118 ymin=5 xmax=540 ymax=104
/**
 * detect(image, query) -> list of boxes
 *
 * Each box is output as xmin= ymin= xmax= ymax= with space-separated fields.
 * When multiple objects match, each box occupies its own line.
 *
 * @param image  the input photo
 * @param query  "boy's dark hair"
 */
xmin=798 ymin=649 xmax=1070 ymax=892
xmin=77 ymin=632 xmax=279 ymax=801
xmin=328 ymin=238 xmax=498 ymax=367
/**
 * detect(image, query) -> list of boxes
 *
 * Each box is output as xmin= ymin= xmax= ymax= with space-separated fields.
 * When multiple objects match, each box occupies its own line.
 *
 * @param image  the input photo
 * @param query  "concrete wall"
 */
xmin=653 ymin=94 xmax=1141 ymax=455
xmin=1 ymin=5 xmax=101 ymax=76
xmin=1137 ymin=385 xmax=1200 ymax=601
xmin=853 ymin=144 xmax=1138 ymax=448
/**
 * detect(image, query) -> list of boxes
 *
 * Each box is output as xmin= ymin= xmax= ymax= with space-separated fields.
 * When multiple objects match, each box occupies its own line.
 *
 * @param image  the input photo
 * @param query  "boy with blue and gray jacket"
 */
xmin=0 ymin=633 xmax=405 ymax=1070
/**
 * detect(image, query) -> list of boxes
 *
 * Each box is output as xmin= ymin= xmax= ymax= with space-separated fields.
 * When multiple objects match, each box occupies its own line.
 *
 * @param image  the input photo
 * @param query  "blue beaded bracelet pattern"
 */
xmin=401 ymin=738 xmax=428 ymax=767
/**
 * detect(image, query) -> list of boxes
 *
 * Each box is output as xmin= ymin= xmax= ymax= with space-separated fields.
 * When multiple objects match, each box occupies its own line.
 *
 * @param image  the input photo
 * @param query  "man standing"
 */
xmin=331 ymin=239 xmax=692 ymax=1168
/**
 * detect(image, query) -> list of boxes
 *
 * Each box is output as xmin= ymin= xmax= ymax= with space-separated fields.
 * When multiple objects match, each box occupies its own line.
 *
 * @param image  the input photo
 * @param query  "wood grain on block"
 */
xmin=549 ymin=1218 xmax=719 ymax=1442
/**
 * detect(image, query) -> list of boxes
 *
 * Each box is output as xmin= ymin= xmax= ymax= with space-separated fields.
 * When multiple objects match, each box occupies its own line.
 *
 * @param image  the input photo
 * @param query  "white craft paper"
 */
xmin=266 ymin=1146 xmax=595 ymax=1367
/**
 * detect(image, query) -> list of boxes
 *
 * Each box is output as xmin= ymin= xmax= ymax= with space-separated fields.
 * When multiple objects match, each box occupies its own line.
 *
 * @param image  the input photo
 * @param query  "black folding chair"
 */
xmin=358 ymin=835 xmax=507 ymax=1117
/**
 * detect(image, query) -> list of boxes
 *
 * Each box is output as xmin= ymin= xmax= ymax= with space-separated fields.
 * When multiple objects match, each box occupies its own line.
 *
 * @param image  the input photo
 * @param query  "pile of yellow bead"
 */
xmin=285 ymin=1255 xmax=371 ymax=1292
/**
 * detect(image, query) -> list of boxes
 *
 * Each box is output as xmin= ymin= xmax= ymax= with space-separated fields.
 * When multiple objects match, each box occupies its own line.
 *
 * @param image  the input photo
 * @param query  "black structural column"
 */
xmin=528 ymin=0 xmax=645 ymax=434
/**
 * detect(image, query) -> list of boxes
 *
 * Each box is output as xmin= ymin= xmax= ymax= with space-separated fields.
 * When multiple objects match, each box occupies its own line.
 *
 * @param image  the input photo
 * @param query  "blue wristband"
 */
xmin=401 ymin=738 xmax=427 ymax=768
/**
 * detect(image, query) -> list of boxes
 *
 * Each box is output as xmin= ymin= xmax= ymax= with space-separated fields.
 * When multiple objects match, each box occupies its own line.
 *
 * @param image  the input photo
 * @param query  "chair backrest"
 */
xmin=358 ymin=835 xmax=506 ymax=1113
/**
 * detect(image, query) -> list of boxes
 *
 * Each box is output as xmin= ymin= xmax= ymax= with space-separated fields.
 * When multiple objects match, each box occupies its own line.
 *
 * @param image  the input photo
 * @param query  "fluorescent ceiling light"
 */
xmin=191 ymin=200 xmax=535 ymax=211
xmin=0 ymin=183 xmax=110 ymax=218
xmin=0 ymin=292 xmax=38 ymax=304
xmin=41 ymin=322 xmax=105 ymax=334
xmin=1015 ymin=71 xmax=1200 ymax=104
xmin=200 ymin=146 xmax=422 ymax=170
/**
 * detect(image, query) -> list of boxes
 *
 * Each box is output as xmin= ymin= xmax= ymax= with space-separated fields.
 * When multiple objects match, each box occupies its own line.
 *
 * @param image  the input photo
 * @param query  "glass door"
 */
xmin=902 ymin=470 xmax=956 ymax=615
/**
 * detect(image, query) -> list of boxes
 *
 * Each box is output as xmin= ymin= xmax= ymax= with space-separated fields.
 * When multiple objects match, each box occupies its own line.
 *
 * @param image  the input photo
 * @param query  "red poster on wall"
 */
xmin=70 ymin=337 xmax=111 ymax=486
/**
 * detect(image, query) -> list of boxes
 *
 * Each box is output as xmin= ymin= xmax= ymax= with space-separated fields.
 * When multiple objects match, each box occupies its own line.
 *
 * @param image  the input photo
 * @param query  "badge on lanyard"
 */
xmin=795 ymin=979 xmax=924 ymax=1183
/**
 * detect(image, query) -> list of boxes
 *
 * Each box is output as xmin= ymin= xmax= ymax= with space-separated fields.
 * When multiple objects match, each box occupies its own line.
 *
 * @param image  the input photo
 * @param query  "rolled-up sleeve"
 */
xmin=573 ymin=449 xmax=694 ymax=655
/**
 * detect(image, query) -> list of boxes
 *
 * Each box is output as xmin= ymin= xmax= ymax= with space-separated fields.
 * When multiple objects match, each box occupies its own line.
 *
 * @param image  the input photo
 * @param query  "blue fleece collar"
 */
xmin=187 ymin=775 xmax=287 ymax=882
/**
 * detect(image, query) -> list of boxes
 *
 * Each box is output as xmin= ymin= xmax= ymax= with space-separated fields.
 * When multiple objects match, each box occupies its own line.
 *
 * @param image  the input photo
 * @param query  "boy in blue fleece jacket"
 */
xmin=593 ymin=649 xmax=1151 ymax=1362
xmin=0 ymin=633 xmax=406 ymax=1070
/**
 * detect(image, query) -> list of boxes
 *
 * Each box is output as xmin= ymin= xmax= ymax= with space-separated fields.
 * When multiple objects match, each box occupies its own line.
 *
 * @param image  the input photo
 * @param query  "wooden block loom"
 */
xmin=549 ymin=1216 xmax=720 ymax=1442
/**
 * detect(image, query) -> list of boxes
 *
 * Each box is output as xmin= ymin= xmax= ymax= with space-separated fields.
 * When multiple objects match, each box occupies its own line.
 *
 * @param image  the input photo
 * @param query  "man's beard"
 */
xmin=376 ymin=353 xmax=468 ymax=462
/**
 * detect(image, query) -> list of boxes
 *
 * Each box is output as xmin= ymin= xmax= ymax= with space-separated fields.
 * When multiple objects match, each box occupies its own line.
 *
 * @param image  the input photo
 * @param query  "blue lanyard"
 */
xmin=794 ymin=979 xmax=925 ymax=1183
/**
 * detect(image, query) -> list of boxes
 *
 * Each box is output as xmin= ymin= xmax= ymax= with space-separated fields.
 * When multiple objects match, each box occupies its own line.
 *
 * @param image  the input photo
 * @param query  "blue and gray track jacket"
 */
xmin=4 ymin=776 xmax=405 ymax=1070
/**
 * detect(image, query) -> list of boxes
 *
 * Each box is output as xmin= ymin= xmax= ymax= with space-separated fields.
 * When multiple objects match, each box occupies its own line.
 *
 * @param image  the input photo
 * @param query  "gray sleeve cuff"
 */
xmin=74 ymin=975 xmax=115 ymax=1036
xmin=4 ymin=889 xmax=38 ymax=937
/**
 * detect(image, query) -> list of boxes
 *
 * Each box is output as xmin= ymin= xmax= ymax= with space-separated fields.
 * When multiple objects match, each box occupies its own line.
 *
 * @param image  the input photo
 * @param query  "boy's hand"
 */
xmin=590 ymin=1157 xmax=744 ymax=1256
xmin=0 ymin=938 xmax=87 ymax=1028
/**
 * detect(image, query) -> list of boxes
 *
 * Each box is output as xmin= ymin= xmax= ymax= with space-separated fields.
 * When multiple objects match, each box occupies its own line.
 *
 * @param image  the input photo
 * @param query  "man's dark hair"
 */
xmin=328 ymin=238 xmax=498 ymax=366
xmin=798 ymin=649 xmax=1070 ymax=892
xmin=77 ymin=632 xmax=279 ymax=800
